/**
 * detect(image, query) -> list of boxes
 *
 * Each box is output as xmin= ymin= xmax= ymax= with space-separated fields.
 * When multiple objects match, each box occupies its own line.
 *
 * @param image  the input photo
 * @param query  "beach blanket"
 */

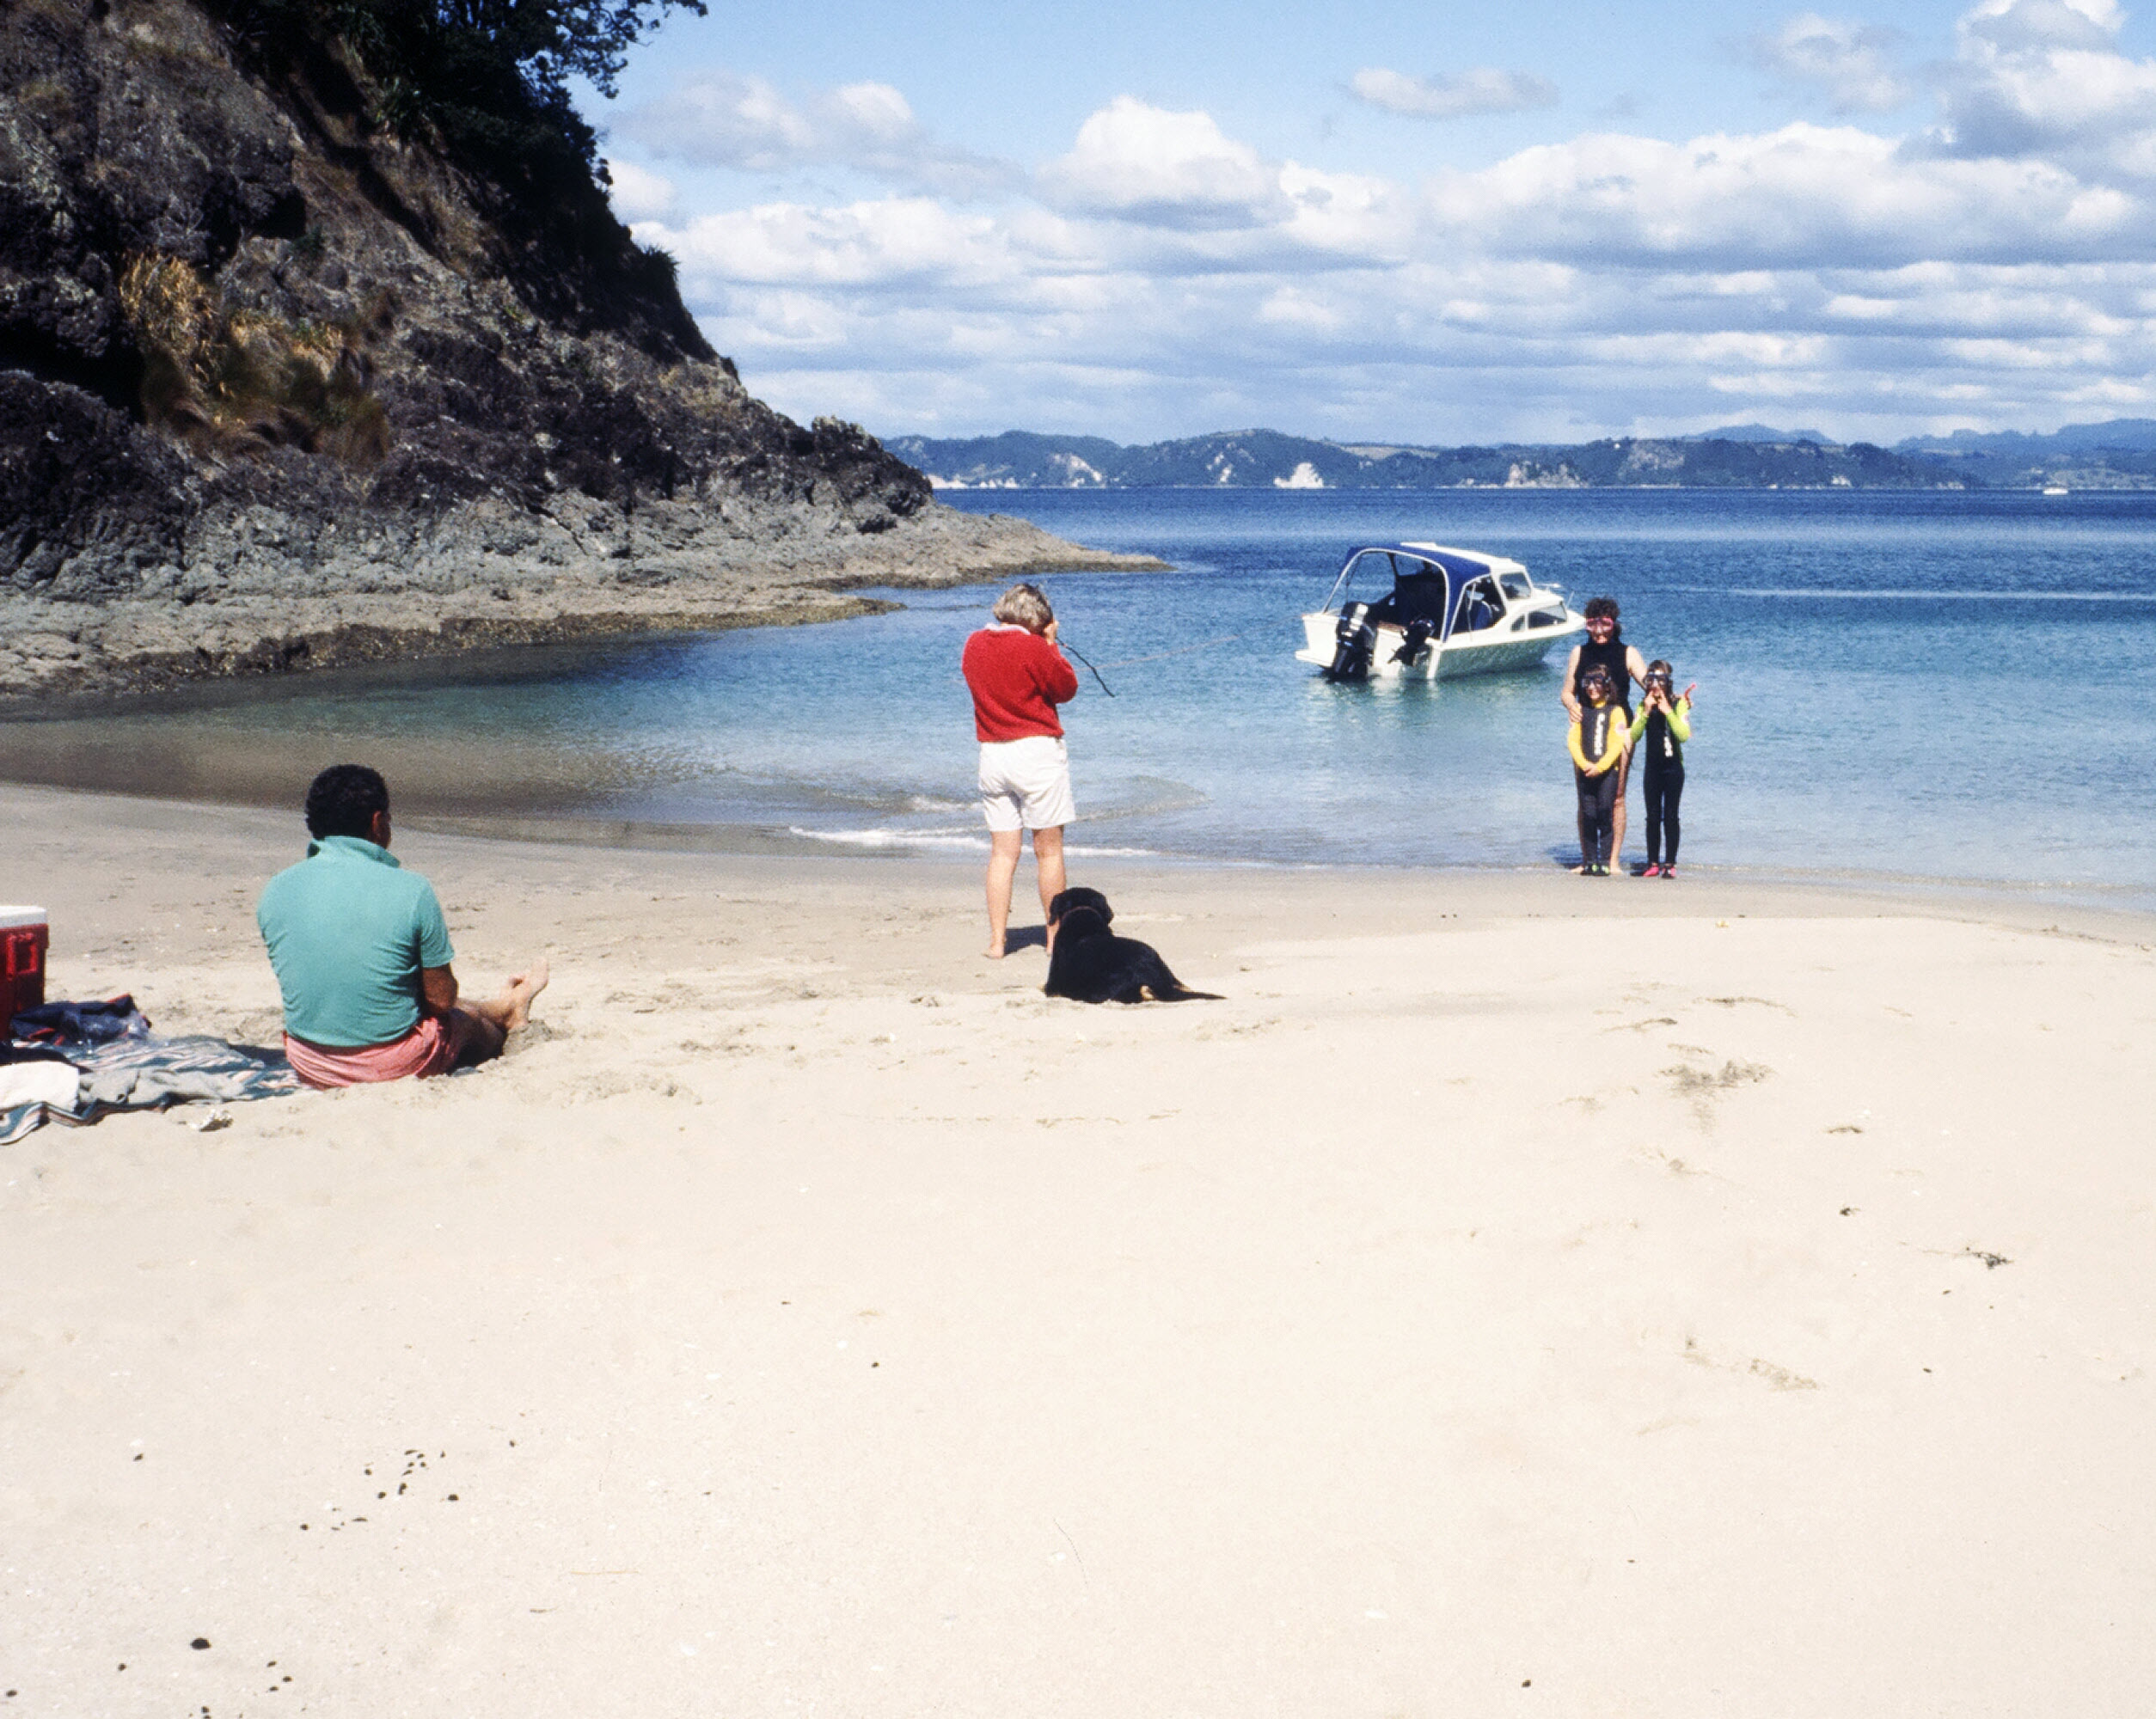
xmin=2 ymin=1000 xmax=301 ymax=1147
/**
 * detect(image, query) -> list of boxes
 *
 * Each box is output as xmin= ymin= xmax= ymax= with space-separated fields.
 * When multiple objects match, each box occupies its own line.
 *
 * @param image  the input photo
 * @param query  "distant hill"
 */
xmin=885 ymin=429 xmax=1972 ymax=490
xmin=1681 ymin=424 xmax=1829 ymax=444
xmin=1886 ymin=419 xmax=2156 ymax=488
xmin=1894 ymin=419 xmax=2156 ymax=456
xmin=888 ymin=420 xmax=2156 ymax=491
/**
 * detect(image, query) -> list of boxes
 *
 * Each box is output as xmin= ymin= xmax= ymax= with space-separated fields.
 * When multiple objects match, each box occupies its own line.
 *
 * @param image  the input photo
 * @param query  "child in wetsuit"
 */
xmin=1567 ymin=665 xmax=1625 ymax=875
xmin=1630 ymin=659 xmax=1694 ymax=878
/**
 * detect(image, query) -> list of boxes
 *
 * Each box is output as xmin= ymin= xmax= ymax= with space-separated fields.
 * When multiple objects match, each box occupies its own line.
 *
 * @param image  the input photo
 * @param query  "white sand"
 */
xmin=3 ymin=782 xmax=2153 ymax=1716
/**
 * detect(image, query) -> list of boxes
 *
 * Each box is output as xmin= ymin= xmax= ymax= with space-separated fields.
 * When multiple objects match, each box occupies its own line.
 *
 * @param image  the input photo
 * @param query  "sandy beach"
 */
xmin=3 ymin=780 xmax=2153 ymax=1716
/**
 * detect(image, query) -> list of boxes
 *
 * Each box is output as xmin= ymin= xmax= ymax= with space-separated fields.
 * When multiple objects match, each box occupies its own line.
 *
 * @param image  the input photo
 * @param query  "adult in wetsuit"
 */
xmin=1630 ymin=660 xmax=1693 ymax=877
xmin=1559 ymin=596 xmax=1648 ymax=868
xmin=1567 ymin=667 xmax=1626 ymax=874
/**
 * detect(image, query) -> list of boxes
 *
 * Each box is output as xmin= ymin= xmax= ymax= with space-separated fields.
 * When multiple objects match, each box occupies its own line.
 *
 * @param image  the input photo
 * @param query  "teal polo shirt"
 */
xmin=256 ymin=835 xmax=455 ymax=1049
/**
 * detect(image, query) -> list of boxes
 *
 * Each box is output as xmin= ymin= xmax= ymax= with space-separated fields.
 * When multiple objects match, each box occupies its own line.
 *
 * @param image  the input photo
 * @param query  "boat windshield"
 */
xmin=1498 ymin=572 xmax=1531 ymax=600
xmin=1452 ymin=576 xmax=1504 ymax=633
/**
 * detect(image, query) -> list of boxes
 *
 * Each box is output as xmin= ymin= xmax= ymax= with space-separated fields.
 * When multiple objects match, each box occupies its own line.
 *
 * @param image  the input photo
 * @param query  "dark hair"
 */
xmin=304 ymin=764 xmax=389 ymax=840
xmin=1583 ymin=596 xmax=1620 ymax=621
xmin=1645 ymin=658 xmax=1674 ymax=681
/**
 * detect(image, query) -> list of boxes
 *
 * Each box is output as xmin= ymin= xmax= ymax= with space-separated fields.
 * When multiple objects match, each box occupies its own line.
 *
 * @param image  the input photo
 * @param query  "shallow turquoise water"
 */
xmin=15 ymin=487 xmax=2155 ymax=905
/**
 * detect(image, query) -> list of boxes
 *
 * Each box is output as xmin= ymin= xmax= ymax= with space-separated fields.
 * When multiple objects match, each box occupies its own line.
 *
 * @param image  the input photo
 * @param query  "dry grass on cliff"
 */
xmin=119 ymin=253 xmax=394 ymax=463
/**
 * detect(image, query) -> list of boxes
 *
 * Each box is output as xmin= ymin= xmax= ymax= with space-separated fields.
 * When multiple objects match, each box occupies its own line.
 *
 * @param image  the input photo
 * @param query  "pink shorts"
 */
xmin=285 ymin=1012 xmax=469 ymax=1090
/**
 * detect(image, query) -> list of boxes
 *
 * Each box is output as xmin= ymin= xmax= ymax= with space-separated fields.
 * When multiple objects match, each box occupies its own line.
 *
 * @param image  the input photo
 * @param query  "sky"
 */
xmin=582 ymin=0 xmax=2156 ymax=444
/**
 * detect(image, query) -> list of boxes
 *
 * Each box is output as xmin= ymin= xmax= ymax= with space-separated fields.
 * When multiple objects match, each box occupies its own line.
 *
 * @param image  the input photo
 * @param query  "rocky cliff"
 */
xmin=0 ymin=0 xmax=1151 ymax=697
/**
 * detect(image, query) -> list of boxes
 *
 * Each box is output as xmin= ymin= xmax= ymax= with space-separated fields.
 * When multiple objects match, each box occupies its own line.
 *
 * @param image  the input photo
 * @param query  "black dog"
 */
xmin=1044 ymin=888 xmax=1222 ymax=1004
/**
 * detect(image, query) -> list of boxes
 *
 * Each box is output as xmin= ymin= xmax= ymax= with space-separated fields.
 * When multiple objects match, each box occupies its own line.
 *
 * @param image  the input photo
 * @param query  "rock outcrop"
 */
xmin=0 ymin=0 xmax=1153 ymax=697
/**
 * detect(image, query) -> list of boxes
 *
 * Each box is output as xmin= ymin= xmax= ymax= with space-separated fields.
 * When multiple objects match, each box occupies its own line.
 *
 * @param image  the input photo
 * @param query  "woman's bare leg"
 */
xmin=984 ymin=829 xmax=1022 ymax=958
xmin=1032 ymin=825 xmax=1067 ymax=951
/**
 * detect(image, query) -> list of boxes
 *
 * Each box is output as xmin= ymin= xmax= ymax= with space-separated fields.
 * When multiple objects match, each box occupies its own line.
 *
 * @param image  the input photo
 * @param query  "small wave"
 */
xmin=788 ymin=825 xmax=1158 ymax=860
xmin=789 ymin=826 xmax=989 ymax=852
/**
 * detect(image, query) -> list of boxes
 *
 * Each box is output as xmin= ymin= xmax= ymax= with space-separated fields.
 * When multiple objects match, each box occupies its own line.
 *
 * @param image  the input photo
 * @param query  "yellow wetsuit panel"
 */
xmin=1570 ymin=702 xmax=1624 ymax=774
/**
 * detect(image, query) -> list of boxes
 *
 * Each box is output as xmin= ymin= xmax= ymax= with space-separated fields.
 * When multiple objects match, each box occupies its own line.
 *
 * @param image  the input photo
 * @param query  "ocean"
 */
xmin=9 ymin=486 xmax=2154 ymax=909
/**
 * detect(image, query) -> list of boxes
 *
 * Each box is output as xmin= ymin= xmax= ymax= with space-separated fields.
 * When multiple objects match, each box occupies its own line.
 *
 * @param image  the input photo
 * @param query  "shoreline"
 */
xmin=4 ymin=780 xmax=2151 ymax=943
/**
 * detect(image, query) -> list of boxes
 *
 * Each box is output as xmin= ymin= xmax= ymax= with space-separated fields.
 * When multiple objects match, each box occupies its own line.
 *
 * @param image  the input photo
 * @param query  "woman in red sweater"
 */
xmin=962 ymin=582 xmax=1080 ymax=958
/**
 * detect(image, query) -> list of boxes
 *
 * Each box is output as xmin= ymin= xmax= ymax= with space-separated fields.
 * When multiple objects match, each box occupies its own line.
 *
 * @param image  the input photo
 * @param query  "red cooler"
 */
xmin=3 ymin=907 xmax=49 ymax=1029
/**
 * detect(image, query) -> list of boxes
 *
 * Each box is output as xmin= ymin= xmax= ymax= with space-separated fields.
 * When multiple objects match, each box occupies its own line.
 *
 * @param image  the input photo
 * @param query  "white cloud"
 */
xmin=1350 ymin=67 xmax=1559 ymax=119
xmin=603 ymin=157 xmax=677 ymax=220
xmin=622 ymin=73 xmax=1018 ymax=197
xmin=628 ymin=33 xmax=2156 ymax=444
xmin=1276 ymin=163 xmax=1413 ymax=260
xmin=628 ymin=72 xmax=812 ymax=170
xmin=1425 ymin=122 xmax=2149 ymax=269
xmin=640 ymin=197 xmax=1023 ymax=291
xmin=1932 ymin=0 xmax=2156 ymax=166
xmin=1034 ymin=97 xmax=1289 ymax=229
xmin=1749 ymin=14 xmax=1911 ymax=113
xmin=1963 ymin=0 xmax=2120 ymax=52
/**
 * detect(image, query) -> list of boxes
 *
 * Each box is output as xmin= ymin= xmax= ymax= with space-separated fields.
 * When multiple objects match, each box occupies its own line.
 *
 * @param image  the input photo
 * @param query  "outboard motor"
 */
xmin=1391 ymin=615 xmax=1437 ymax=667
xmin=1325 ymin=602 xmax=1376 ymax=682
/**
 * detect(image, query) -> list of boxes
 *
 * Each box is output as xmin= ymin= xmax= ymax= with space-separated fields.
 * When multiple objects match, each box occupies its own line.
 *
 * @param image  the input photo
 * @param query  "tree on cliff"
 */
xmin=208 ymin=0 xmax=712 ymax=341
xmin=228 ymin=0 xmax=705 ymax=182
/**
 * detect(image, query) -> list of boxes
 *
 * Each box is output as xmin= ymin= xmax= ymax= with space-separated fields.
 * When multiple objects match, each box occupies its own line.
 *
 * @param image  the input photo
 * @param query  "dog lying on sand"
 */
xmin=1044 ymin=888 xmax=1222 ymax=1004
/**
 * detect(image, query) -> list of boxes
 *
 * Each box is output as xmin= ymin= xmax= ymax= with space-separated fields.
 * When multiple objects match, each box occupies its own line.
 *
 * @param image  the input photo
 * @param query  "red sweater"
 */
xmin=963 ymin=625 xmax=1078 ymax=742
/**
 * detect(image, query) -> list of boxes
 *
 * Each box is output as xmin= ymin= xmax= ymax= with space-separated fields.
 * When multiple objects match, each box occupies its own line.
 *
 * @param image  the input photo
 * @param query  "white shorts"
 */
xmin=978 ymin=735 xmax=1075 ymax=832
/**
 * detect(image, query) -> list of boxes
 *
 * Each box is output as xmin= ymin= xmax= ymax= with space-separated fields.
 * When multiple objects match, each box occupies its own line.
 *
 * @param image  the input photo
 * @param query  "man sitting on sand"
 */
xmin=257 ymin=764 xmax=548 ymax=1089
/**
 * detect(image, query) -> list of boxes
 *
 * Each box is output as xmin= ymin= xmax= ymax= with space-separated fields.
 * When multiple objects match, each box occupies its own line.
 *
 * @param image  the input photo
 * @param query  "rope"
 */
xmin=953 ymin=612 xmax=1316 ymax=695
xmin=1058 ymin=639 xmax=1118 ymax=698
xmin=1081 ymin=630 xmax=1262 ymax=670
xmin=1057 ymin=615 xmax=1323 ymax=694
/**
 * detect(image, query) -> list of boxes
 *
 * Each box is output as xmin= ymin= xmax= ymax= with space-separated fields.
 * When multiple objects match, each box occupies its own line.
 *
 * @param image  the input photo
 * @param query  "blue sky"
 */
xmin=584 ymin=0 xmax=2156 ymax=444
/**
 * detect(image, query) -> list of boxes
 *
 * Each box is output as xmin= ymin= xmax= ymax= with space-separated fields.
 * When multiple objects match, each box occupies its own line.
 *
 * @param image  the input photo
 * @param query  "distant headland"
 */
xmin=887 ymin=422 xmax=2156 ymax=492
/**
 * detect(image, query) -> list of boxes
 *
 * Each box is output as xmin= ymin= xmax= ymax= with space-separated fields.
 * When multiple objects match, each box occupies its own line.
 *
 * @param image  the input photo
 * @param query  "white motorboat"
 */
xmin=1296 ymin=541 xmax=1585 ymax=682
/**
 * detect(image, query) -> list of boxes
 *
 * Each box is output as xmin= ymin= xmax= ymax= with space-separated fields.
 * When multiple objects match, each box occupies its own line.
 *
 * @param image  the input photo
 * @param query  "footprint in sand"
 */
xmin=1682 ymin=1336 xmax=1818 ymax=1390
xmin=1661 ymin=1058 xmax=1773 ymax=1122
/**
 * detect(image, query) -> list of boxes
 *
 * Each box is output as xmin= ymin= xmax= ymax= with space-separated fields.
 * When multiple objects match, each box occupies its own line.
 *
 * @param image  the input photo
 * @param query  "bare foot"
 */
xmin=503 ymin=957 xmax=551 ymax=1030
xmin=983 ymin=942 xmax=1006 ymax=961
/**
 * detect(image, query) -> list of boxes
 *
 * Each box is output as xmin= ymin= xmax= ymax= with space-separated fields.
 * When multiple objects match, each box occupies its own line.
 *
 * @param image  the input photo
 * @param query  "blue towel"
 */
xmin=2 ymin=1000 xmax=300 ymax=1147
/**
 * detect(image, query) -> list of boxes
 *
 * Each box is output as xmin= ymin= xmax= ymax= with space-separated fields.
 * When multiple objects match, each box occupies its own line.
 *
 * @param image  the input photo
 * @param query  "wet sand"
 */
xmin=3 ymin=781 xmax=2152 ymax=1716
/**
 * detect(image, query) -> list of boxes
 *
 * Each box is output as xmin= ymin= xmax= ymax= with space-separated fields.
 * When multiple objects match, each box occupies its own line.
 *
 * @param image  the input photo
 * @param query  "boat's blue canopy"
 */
xmin=1346 ymin=544 xmax=1497 ymax=582
xmin=1320 ymin=544 xmax=1497 ymax=636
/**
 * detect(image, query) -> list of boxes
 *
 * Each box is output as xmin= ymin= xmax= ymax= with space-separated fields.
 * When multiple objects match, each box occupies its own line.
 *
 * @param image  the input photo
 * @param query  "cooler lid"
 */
xmin=0 ymin=907 xmax=47 ymax=929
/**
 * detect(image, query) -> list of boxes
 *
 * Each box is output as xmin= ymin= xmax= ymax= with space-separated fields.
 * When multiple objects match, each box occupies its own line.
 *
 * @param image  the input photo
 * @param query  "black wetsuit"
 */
xmin=1639 ymin=701 xmax=1687 ymax=866
xmin=1572 ymin=632 xmax=1634 ymax=725
xmin=1574 ymin=700 xmax=1622 ymax=867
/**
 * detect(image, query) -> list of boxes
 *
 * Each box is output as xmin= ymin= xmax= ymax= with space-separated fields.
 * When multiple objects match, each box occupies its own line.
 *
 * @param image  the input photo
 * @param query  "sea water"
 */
xmin=8 ymin=487 xmax=2153 ymax=908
